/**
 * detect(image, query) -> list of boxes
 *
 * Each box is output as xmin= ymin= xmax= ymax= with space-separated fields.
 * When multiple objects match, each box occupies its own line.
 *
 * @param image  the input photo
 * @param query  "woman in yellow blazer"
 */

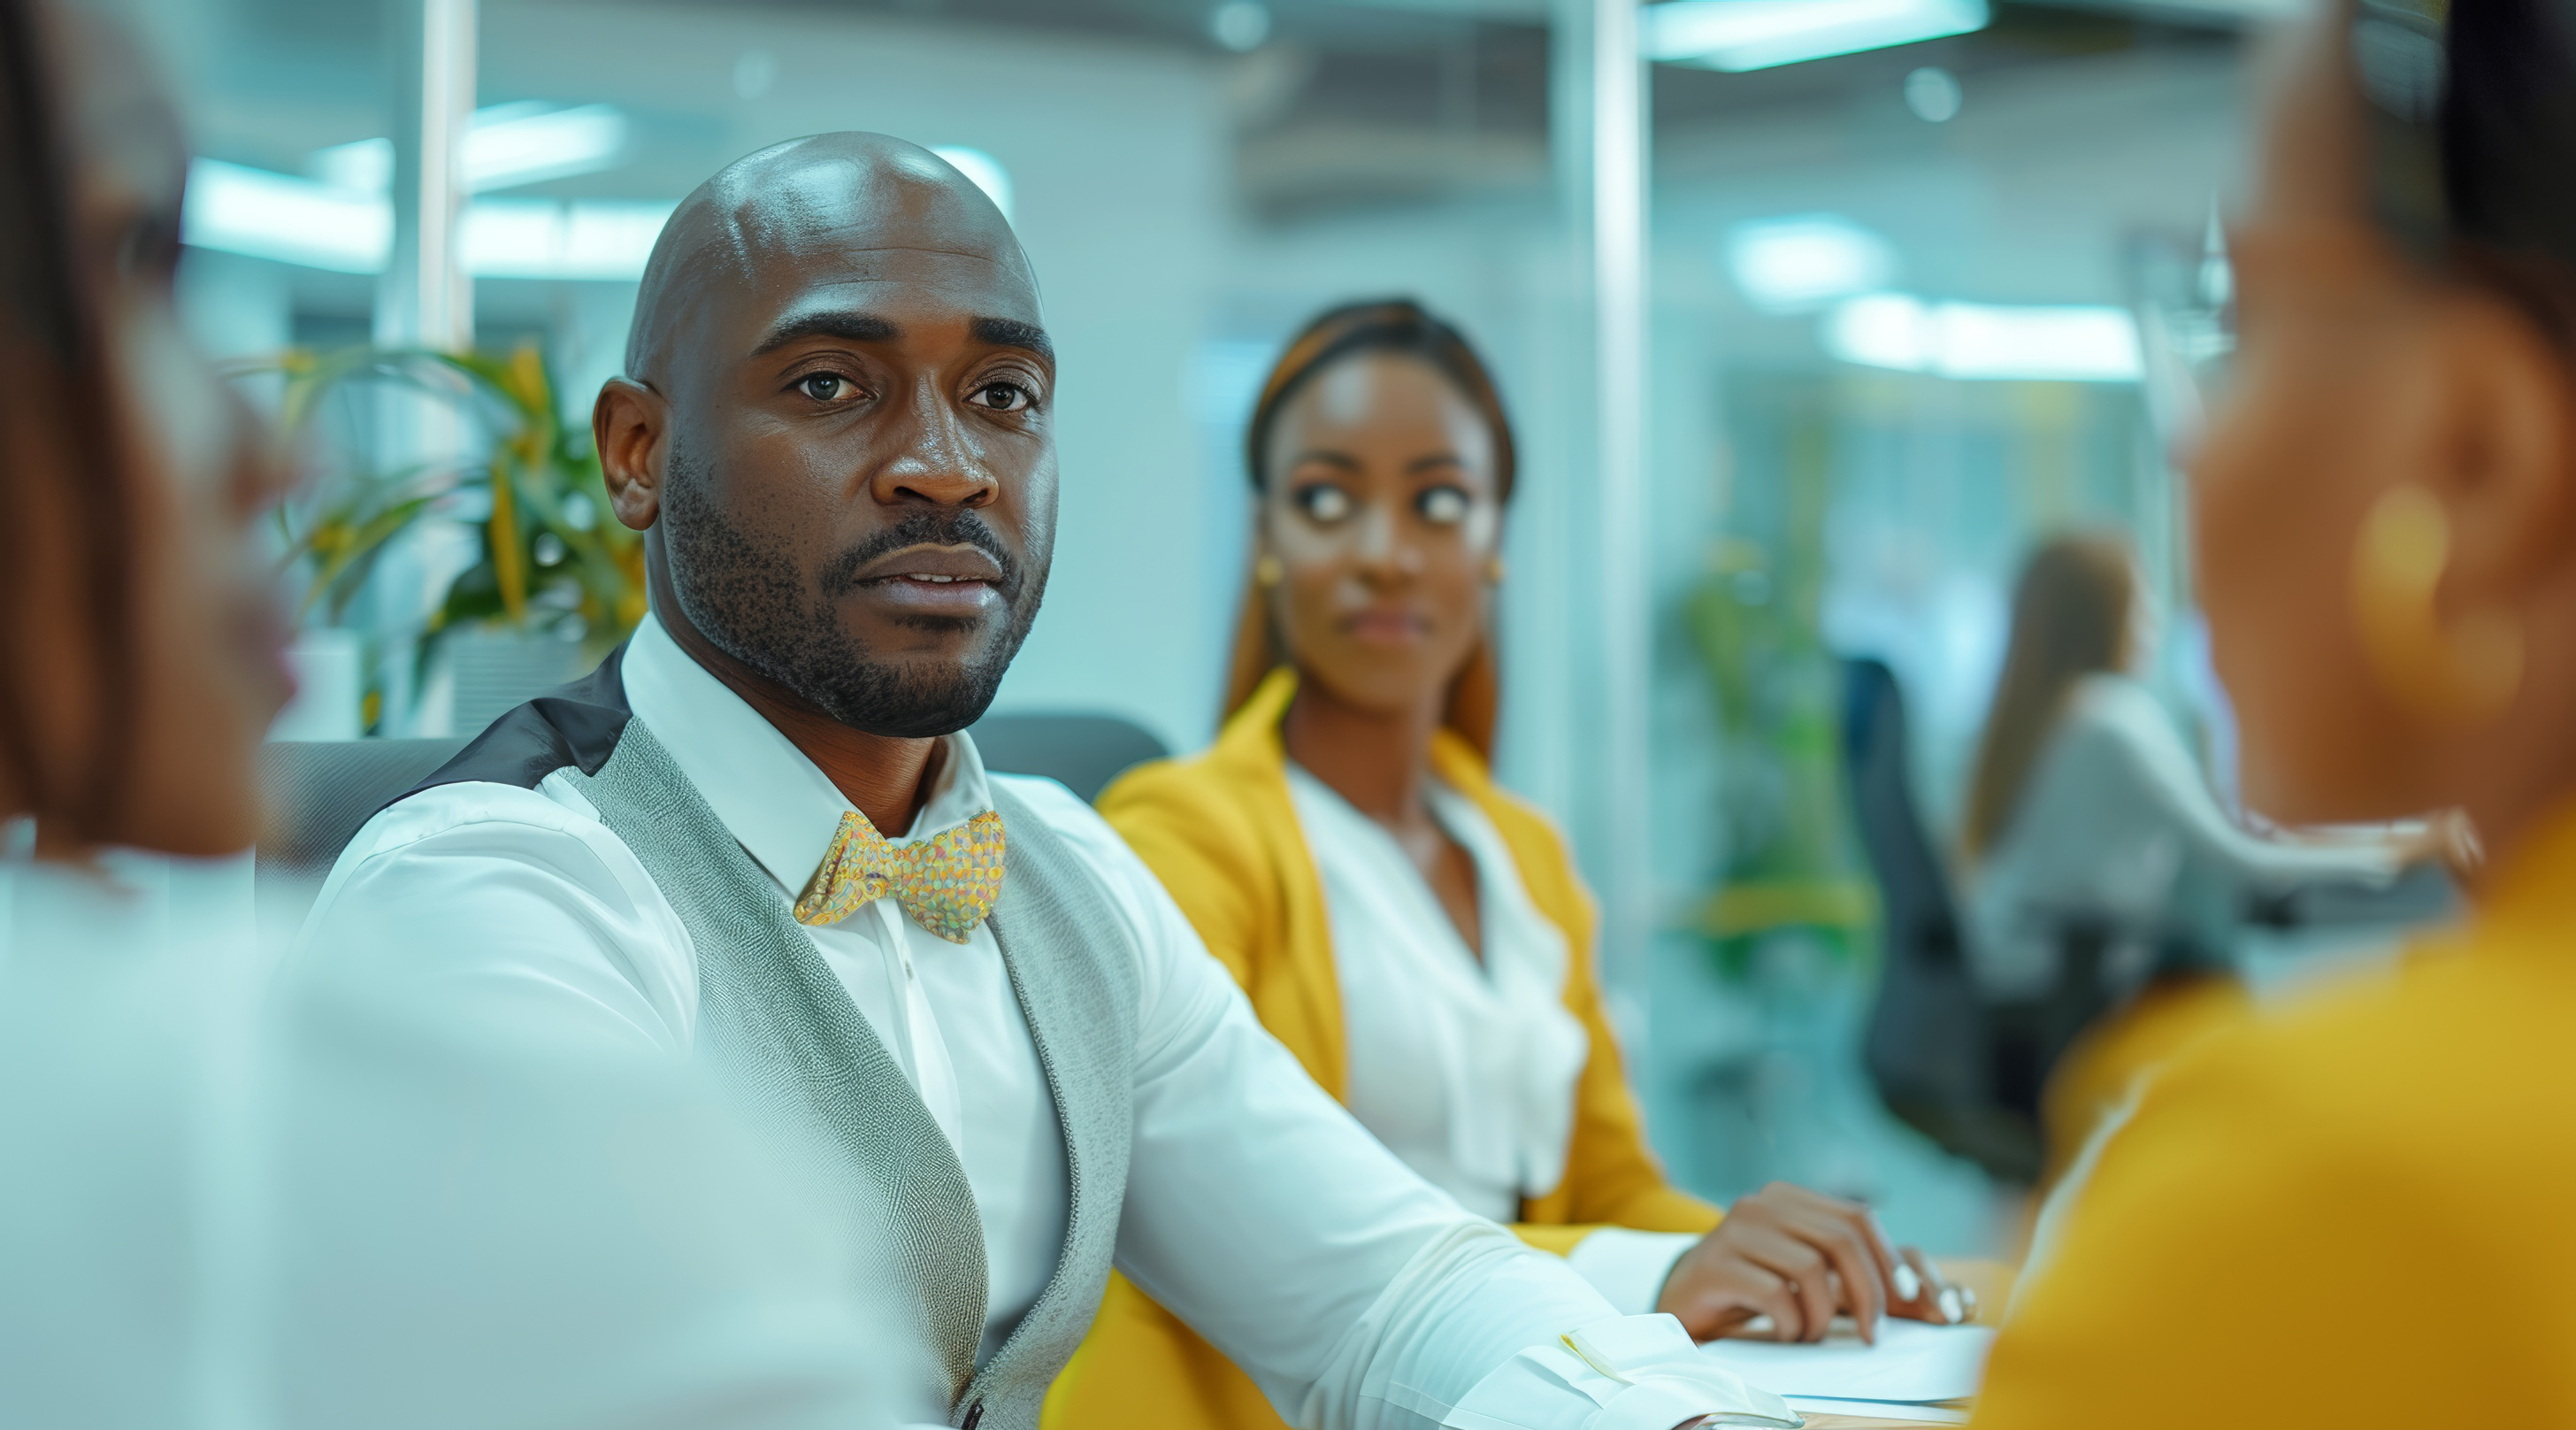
xmin=1973 ymin=4 xmax=2576 ymax=1426
xmin=1046 ymin=300 xmax=1959 ymax=1430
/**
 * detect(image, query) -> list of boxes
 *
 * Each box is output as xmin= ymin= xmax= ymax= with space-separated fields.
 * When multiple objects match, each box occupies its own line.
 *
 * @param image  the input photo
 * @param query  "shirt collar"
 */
xmin=618 ymin=608 xmax=996 ymax=895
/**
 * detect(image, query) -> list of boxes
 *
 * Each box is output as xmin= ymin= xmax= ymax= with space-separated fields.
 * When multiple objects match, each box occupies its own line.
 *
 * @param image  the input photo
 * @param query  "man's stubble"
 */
xmin=658 ymin=442 xmax=1048 ymax=738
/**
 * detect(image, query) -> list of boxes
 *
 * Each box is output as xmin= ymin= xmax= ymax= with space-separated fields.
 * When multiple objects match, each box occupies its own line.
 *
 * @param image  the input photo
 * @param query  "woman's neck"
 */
xmin=1279 ymin=678 xmax=1442 ymax=826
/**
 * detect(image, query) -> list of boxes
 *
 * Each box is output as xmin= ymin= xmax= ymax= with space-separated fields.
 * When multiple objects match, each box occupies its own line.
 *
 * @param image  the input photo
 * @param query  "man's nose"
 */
xmin=868 ymin=381 xmax=1000 ymax=508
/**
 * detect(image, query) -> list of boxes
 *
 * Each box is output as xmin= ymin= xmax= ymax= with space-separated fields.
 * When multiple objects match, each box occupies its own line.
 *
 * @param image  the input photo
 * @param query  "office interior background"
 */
xmin=136 ymin=0 xmax=2306 ymax=1257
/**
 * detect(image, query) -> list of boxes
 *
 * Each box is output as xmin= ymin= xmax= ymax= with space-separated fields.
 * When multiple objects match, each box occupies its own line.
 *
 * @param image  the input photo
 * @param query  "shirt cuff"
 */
xmin=1563 ymin=1228 xmax=1701 ymax=1317
xmin=1436 ymin=1314 xmax=1797 ymax=1430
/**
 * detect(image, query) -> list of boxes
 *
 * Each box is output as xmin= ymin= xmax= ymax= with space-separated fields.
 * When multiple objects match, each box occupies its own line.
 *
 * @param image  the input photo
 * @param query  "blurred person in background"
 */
xmin=1973 ymin=0 xmax=2576 ymax=1424
xmin=0 ymin=7 xmax=898 ymax=1426
xmin=1049 ymin=300 xmax=1966 ymax=1430
xmin=1964 ymin=531 xmax=2408 ymax=996
xmin=1958 ymin=531 xmax=2413 ymax=1172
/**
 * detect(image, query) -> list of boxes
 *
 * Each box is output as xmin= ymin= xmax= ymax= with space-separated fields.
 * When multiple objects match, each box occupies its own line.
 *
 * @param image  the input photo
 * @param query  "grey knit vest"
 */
xmin=568 ymin=719 xmax=1139 ymax=1430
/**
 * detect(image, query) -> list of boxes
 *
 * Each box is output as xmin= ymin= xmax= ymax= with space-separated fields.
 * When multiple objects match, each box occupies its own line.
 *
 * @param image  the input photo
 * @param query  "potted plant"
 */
xmin=260 ymin=342 xmax=645 ymax=734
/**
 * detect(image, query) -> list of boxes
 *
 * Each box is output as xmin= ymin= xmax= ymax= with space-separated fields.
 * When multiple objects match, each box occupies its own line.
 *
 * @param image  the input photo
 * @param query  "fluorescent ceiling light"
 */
xmin=2042 ymin=0 xmax=2312 ymax=20
xmin=460 ymin=200 xmax=676 ymax=281
xmin=1647 ymin=0 xmax=1990 ymax=71
xmin=183 ymin=158 xmax=390 ymax=273
xmin=308 ymin=135 xmax=393 ymax=195
xmin=1726 ymin=214 xmax=1896 ymax=311
xmin=931 ymin=146 xmax=1014 ymax=223
xmin=304 ymin=103 xmax=628 ymax=198
xmin=1825 ymin=292 xmax=2142 ymax=381
xmin=466 ymin=104 xmax=628 ymax=191
xmin=185 ymin=158 xmax=672 ymax=280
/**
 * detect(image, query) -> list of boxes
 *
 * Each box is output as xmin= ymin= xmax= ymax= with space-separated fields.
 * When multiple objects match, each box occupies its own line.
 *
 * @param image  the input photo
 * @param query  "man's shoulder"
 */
xmin=402 ymin=649 xmax=633 ymax=803
xmin=326 ymin=650 xmax=638 ymax=873
xmin=348 ymin=776 xmax=615 ymax=863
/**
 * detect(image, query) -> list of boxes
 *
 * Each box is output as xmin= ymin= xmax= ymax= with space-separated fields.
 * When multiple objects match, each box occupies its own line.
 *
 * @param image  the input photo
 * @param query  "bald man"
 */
xmin=300 ymin=135 xmax=1781 ymax=1430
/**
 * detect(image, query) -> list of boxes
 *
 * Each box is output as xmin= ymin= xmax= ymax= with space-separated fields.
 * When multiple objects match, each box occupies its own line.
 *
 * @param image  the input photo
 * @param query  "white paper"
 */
xmin=1698 ymin=1319 xmax=1995 ymax=1403
xmin=1782 ymin=1395 xmax=1971 ymax=1425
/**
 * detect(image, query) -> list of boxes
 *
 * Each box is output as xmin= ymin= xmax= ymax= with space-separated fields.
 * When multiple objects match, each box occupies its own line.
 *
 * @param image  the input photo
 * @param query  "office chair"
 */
xmin=257 ymin=711 xmax=1169 ymax=925
xmin=968 ymin=711 xmax=1169 ymax=804
xmin=257 ymin=738 xmax=471 ymax=888
xmin=1841 ymin=657 xmax=2045 ymax=1183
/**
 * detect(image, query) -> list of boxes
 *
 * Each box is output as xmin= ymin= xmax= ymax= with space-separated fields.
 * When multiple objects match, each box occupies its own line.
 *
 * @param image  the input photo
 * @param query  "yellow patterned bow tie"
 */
xmin=792 ymin=808 xmax=1007 ymax=943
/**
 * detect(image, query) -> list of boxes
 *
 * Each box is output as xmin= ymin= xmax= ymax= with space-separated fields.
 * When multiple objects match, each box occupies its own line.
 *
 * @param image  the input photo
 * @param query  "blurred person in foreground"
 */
xmin=0 ymin=8 xmax=897 ymax=1427
xmin=1049 ymin=301 xmax=1966 ymax=1430
xmin=1973 ymin=1 xmax=2576 ymax=1424
xmin=300 ymin=138 xmax=1795 ymax=1430
xmin=1959 ymin=531 xmax=2414 ymax=1172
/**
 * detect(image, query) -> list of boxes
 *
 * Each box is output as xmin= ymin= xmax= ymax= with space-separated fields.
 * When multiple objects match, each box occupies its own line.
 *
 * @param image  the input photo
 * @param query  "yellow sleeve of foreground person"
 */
xmin=1974 ymin=913 xmax=2576 ymax=1429
xmin=1045 ymin=671 xmax=1715 ymax=1430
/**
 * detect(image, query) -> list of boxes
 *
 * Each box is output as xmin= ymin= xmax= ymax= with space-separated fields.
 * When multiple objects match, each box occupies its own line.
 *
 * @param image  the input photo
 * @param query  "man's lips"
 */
xmin=849 ymin=542 xmax=1005 ymax=613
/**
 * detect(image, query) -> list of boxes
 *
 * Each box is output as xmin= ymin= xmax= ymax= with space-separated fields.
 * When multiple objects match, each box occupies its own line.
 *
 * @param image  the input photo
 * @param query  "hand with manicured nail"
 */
xmin=1652 ymin=1182 xmax=1959 ymax=1343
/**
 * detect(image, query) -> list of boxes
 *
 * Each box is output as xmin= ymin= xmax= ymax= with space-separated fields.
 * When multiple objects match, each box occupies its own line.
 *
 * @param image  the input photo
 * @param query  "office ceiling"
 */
xmin=146 ymin=0 xmax=2254 ymax=224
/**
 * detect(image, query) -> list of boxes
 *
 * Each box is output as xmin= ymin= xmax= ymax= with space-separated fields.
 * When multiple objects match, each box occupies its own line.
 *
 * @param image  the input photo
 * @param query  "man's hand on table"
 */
xmin=1652 ymin=1181 xmax=1969 ymax=1343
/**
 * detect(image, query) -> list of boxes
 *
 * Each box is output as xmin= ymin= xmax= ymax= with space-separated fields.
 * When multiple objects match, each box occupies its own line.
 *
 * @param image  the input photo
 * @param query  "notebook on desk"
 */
xmin=1700 ymin=1319 xmax=1996 ymax=1408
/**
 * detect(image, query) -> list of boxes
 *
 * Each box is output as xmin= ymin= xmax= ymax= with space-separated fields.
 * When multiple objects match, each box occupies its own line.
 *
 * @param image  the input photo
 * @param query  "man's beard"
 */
xmin=660 ymin=450 xmax=1045 ymax=738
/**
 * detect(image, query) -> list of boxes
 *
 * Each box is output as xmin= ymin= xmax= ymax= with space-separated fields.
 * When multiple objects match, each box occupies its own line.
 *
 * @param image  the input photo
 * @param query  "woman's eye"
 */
xmin=1294 ymin=484 xmax=1353 ymax=523
xmin=1417 ymin=486 xmax=1470 ymax=525
xmin=798 ymin=373 xmax=854 ymax=403
xmin=971 ymin=381 xmax=1032 ymax=412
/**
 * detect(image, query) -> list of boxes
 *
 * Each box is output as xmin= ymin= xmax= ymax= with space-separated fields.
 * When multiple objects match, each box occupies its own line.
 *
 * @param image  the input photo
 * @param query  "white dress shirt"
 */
xmin=0 ymin=847 xmax=899 ymax=1430
xmin=301 ymin=611 xmax=1789 ymax=1430
xmin=1287 ymin=766 xmax=1698 ymax=1318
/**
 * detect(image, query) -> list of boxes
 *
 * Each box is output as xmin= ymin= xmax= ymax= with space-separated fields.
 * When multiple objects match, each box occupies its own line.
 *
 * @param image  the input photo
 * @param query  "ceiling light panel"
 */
xmin=1825 ymin=293 xmax=2143 ymax=382
xmin=1726 ymin=213 xmax=1897 ymax=311
xmin=1646 ymin=0 xmax=1990 ymax=72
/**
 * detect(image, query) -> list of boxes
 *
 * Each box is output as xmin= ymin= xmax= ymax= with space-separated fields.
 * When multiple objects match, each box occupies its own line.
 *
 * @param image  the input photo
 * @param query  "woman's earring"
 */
xmin=1254 ymin=553 xmax=1284 ymax=588
xmin=1484 ymin=553 xmax=1508 ymax=585
xmin=2350 ymin=482 xmax=2525 ymax=727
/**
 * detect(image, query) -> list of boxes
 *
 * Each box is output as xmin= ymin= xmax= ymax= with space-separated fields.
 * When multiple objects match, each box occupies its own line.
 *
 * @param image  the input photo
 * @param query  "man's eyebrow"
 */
xmin=752 ymin=311 xmax=901 ymax=357
xmin=973 ymin=317 xmax=1054 ymax=361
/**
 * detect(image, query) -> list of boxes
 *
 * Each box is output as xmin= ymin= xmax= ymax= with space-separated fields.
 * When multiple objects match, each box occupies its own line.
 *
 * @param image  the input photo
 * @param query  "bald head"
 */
xmin=625 ymin=131 xmax=1035 ymax=386
xmin=593 ymin=131 xmax=1059 ymax=750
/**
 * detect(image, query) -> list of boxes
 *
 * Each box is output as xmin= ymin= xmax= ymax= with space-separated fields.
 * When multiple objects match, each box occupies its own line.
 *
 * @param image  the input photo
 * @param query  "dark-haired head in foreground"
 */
xmin=596 ymin=132 xmax=1054 ymax=830
xmin=0 ymin=4 xmax=287 ymax=856
xmin=2195 ymin=0 xmax=2576 ymax=855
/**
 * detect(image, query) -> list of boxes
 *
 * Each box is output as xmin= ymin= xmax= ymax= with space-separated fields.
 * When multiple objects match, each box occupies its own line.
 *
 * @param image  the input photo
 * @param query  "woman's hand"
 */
xmin=1652 ymin=1182 xmax=1965 ymax=1343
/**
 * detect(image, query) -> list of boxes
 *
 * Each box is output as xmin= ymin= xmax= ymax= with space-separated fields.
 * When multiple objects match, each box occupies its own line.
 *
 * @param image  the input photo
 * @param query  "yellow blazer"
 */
xmin=1043 ymin=669 xmax=1719 ymax=1430
xmin=1973 ymin=799 xmax=2576 ymax=1429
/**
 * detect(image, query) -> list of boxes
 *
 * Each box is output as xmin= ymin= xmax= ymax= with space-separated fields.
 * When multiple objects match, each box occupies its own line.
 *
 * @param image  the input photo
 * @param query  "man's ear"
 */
xmin=2426 ymin=292 xmax=2576 ymax=609
xmin=594 ymin=377 xmax=668 ymax=532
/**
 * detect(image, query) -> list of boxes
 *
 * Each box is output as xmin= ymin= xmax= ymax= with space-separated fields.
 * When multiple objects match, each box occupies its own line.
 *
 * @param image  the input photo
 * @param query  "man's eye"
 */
xmin=972 ymin=381 xmax=1031 ymax=412
xmin=798 ymin=373 xmax=854 ymax=402
xmin=1418 ymin=487 xmax=1470 ymax=526
xmin=1294 ymin=484 xmax=1353 ymax=523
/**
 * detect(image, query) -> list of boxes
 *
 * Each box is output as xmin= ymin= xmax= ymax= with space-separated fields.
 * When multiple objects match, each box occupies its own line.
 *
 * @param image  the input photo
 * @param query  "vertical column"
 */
xmin=378 ymin=0 xmax=476 ymax=349
xmin=1591 ymin=0 xmax=1653 ymax=992
xmin=369 ymin=0 xmax=479 ymax=734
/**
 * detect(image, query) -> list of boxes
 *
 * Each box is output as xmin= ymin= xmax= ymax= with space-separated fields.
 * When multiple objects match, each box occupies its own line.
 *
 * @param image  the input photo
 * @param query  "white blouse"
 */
xmin=1286 ymin=765 xmax=1591 ymax=1226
